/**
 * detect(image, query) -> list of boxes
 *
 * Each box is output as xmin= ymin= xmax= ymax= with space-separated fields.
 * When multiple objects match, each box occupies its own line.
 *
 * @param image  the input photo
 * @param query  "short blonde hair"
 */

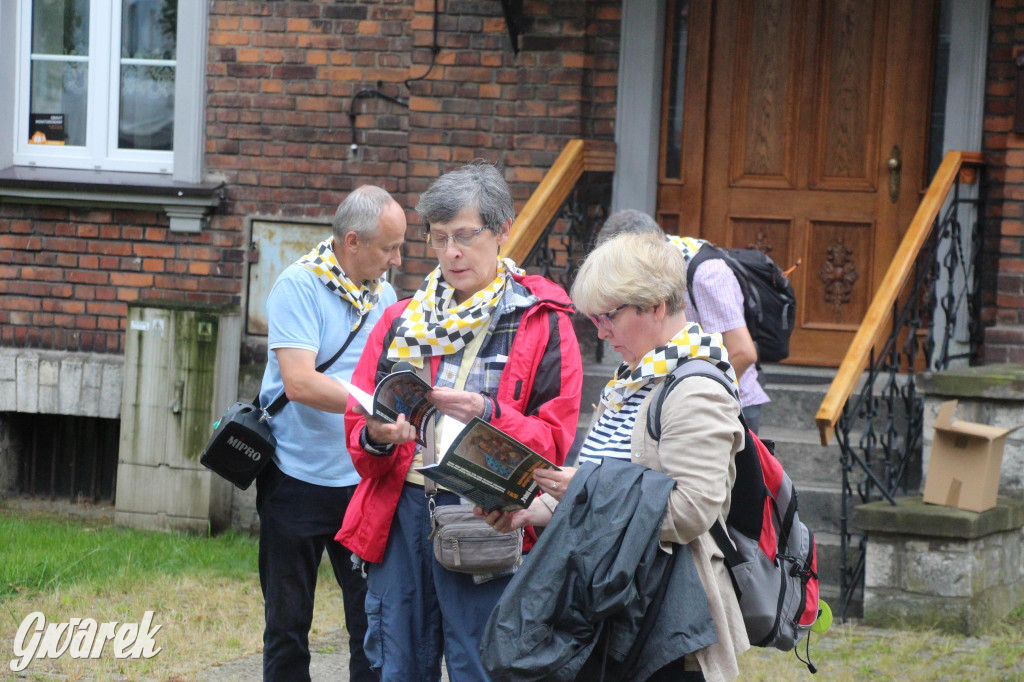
xmin=571 ymin=233 xmax=688 ymax=315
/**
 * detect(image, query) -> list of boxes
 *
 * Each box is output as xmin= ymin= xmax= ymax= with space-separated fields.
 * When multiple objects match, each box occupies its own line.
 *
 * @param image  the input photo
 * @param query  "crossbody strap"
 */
xmin=422 ymin=326 xmax=489 ymax=497
xmin=259 ymin=311 xmax=369 ymax=417
xmin=686 ymin=243 xmax=718 ymax=313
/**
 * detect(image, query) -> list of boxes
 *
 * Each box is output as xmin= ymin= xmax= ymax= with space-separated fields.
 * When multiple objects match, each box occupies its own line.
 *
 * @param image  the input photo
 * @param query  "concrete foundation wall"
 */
xmin=856 ymin=498 xmax=1024 ymax=635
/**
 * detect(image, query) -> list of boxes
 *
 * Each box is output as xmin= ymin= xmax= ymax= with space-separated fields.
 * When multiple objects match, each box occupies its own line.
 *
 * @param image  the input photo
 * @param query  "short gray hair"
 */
xmin=595 ymin=209 xmax=665 ymax=246
xmin=333 ymin=185 xmax=396 ymax=241
xmin=571 ymin=233 xmax=688 ymax=316
xmin=415 ymin=160 xmax=514 ymax=234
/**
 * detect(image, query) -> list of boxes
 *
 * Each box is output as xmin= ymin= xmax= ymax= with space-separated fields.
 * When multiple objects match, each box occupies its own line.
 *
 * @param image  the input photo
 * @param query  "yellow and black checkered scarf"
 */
xmin=668 ymin=234 xmax=707 ymax=262
xmin=386 ymin=257 xmax=523 ymax=367
xmin=601 ymin=322 xmax=737 ymax=412
xmin=296 ymin=237 xmax=384 ymax=327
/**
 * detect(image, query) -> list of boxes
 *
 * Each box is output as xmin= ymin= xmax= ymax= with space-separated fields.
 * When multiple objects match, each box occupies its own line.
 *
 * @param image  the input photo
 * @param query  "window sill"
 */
xmin=0 ymin=166 xmax=225 ymax=232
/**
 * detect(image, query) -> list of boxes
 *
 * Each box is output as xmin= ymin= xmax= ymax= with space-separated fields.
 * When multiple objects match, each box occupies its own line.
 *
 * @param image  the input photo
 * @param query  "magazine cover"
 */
xmin=418 ymin=417 xmax=559 ymax=511
xmin=339 ymin=369 xmax=435 ymax=444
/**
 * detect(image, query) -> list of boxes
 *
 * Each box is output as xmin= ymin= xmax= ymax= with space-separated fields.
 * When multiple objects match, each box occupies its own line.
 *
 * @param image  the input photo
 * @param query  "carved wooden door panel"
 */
xmin=657 ymin=0 xmax=936 ymax=366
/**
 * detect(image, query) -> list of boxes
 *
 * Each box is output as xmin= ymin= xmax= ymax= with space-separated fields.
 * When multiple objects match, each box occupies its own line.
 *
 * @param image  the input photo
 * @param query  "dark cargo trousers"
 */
xmin=257 ymin=462 xmax=375 ymax=682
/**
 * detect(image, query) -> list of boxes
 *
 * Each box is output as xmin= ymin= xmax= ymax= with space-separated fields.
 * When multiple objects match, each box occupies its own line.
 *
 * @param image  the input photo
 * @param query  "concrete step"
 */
xmin=760 ymin=426 xmax=842 ymax=487
xmin=795 ymin=484 xmax=845 ymax=535
xmin=818 ymin=583 xmax=862 ymax=620
xmin=580 ymin=361 xmax=618 ymax=412
xmin=813 ymin=530 xmax=855 ymax=586
xmin=760 ymin=364 xmax=918 ymax=433
xmin=760 ymin=385 xmax=831 ymax=431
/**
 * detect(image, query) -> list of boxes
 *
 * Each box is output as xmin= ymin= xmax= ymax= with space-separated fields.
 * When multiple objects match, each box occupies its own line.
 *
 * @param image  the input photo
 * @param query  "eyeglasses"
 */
xmin=589 ymin=303 xmax=630 ymax=331
xmin=424 ymin=225 xmax=489 ymax=251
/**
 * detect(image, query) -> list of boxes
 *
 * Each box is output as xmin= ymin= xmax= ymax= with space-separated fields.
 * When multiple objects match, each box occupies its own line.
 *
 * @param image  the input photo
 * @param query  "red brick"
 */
xmin=2 ymin=297 xmax=41 ymax=312
xmin=109 ymin=273 xmax=154 ymax=287
xmin=86 ymin=302 xmax=127 ymax=317
xmin=133 ymin=243 xmax=176 ymax=258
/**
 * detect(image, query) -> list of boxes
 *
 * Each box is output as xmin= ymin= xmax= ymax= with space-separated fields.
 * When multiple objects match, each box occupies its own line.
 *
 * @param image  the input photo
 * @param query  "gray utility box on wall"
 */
xmin=116 ymin=303 xmax=242 ymax=533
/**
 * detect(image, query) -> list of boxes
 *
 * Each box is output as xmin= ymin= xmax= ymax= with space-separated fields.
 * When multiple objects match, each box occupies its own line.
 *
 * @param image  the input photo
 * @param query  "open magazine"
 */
xmin=341 ymin=371 xmax=558 ymax=511
xmin=340 ymin=369 xmax=436 ymax=445
xmin=417 ymin=416 xmax=559 ymax=512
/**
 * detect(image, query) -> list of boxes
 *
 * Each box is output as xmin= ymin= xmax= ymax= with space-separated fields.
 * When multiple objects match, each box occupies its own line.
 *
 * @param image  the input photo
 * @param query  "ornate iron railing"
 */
xmin=519 ymin=175 xmax=612 ymax=293
xmin=518 ymin=172 xmax=613 ymax=362
xmin=501 ymin=139 xmax=615 ymax=361
xmin=817 ymin=152 xmax=985 ymax=619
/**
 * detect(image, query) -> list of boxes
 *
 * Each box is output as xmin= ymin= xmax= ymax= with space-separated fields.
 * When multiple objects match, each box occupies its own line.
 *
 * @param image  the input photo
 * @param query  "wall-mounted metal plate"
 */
xmin=247 ymin=220 xmax=333 ymax=336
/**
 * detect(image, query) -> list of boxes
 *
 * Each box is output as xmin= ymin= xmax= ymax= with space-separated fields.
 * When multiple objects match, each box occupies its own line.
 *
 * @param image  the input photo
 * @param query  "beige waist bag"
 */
xmin=423 ymin=326 xmax=523 ymax=577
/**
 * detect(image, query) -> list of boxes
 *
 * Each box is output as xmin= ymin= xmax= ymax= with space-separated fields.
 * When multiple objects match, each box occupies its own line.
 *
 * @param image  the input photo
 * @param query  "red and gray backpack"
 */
xmin=647 ymin=359 xmax=820 ymax=667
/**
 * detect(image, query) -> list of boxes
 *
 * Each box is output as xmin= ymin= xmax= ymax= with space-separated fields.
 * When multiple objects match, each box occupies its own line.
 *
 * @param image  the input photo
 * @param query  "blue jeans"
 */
xmin=256 ymin=463 xmax=374 ymax=682
xmin=364 ymin=485 xmax=511 ymax=682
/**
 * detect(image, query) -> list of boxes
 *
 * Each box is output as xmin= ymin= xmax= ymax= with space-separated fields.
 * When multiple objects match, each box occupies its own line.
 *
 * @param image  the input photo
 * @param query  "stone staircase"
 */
xmin=757 ymin=364 xmax=853 ymax=616
xmin=570 ymin=325 xmax=856 ymax=615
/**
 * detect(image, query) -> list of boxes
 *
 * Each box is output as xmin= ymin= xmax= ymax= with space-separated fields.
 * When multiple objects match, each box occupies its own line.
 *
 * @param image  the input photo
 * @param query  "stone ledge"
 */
xmin=864 ymin=583 xmax=1024 ymax=635
xmin=0 ymin=166 xmax=224 ymax=233
xmin=918 ymin=364 xmax=1024 ymax=401
xmin=0 ymin=347 xmax=123 ymax=418
xmin=854 ymin=496 xmax=1024 ymax=539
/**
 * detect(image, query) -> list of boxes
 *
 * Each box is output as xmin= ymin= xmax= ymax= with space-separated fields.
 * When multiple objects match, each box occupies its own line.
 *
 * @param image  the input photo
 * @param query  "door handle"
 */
xmin=887 ymin=145 xmax=901 ymax=204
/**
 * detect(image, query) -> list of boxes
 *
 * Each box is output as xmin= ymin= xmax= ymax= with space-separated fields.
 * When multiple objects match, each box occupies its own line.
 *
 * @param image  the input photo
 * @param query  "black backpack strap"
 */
xmin=685 ymin=243 xmax=722 ymax=312
xmin=708 ymin=520 xmax=742 ymax=568
xmin=709 ymin=519 xmax=745 ymax=600
xmin=260 ymin=311 xmax=369 ymax=416
xmin=646 ymin=358 xmax=740 ymax=441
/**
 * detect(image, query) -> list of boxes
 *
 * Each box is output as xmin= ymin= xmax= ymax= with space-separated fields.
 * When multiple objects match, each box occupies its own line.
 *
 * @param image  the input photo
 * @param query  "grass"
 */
xmin=2 ymin=501 xmax=1024 ymax=681
xmin=738 ymin=605 xmax=1024 ymax=681
xmin=1 ymin=501 xmax=348 ymax=681
xmin=1 ymin=512 xmax=257 ymax=598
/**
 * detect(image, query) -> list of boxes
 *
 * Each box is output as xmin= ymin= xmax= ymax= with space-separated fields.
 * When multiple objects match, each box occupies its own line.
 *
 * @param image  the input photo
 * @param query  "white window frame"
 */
xmin=0 ymin=0 xmax=207 ymax=181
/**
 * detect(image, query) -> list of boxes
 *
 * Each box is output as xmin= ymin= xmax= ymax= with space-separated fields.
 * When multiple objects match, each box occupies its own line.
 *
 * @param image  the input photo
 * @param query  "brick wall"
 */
xmin=206 ymin=0 xmax=621 ymax=296
xmin=0 ymin=205 xmax=242 ymax=354
xmin=396 ymin=0 xmax=620 ymax=291
xmin=982 ymin=0 xmax=1024 ymax=363
xmin=0 ymin=0 xmax=621 ymax=358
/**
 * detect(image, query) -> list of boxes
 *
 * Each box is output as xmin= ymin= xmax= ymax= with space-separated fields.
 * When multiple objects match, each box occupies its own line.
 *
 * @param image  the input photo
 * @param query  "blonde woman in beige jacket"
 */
xmin=480 ymin=233 xmax=750 ymax=682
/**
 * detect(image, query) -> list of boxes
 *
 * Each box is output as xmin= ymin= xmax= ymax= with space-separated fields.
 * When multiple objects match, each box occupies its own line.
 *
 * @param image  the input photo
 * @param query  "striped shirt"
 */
xmin=577 ymin=383 xmax=656 ymax=463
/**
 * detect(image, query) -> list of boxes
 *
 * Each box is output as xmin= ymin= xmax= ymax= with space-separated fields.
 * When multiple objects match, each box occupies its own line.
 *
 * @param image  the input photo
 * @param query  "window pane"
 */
xmin=122 ymin=0 xmax=176 ymax=60
xmin=119 ymin=0 xmax=176 ymax=150
xmin=29 ymin=60 xmax=87 ymax=146
xmin=663 ymin=0 xmax=689 ymax=180
xmin=32 ymin=0 xmax=90 ymax=56
xmin=119 ymin=65 xmax=175 ymax=150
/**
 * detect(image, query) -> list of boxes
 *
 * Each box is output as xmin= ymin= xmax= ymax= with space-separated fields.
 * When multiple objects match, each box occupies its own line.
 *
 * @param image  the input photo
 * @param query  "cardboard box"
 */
xmin=922 ymin=400 xmax=1022 ymax=513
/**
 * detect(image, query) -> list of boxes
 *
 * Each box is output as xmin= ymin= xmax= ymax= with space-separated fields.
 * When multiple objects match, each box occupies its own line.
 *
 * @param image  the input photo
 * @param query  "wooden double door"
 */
xmin=657 ymin=0 xmax=936 ymax=366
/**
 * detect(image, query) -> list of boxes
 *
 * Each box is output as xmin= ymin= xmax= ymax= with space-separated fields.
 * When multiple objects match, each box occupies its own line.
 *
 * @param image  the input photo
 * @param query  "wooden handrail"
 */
xmin=815 ymin=150 xmax=985 ymax=446
xmin=500 ymin=139 xmax=616 ymax=264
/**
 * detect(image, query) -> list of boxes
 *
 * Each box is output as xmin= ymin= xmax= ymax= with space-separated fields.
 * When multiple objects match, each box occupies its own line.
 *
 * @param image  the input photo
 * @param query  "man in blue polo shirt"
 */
xmin=257 ymin=185 xmax=406 ymax=681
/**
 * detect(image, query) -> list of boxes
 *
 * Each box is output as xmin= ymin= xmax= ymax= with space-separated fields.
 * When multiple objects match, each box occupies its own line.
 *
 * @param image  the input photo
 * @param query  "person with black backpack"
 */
xmin=596 ymin=210 xmax=772 ymax=433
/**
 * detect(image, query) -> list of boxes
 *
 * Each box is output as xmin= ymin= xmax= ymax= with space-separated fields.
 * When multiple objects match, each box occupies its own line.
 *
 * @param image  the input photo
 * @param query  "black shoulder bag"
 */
xmin=200 ymin=313 xmax=368 ymax=490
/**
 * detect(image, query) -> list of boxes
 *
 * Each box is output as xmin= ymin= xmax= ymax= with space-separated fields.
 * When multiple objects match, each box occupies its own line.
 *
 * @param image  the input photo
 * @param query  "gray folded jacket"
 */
xmin=480 ymin=457 xmax=717 ymax=682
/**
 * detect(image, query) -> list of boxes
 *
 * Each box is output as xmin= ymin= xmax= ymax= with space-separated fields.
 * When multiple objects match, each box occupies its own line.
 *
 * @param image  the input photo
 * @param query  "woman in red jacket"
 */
xmin=335 ymin=161 xmax=583 ymax=682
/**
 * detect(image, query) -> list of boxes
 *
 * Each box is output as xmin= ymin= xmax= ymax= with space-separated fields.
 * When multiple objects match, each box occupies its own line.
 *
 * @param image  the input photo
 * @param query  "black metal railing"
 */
xmin=520 ymin=171 xmax=612 ymax=292
xmin=835 ymin=173 xmax=985 ymax=619
xmin=519 ymin=171 xmax=613 ymax=361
